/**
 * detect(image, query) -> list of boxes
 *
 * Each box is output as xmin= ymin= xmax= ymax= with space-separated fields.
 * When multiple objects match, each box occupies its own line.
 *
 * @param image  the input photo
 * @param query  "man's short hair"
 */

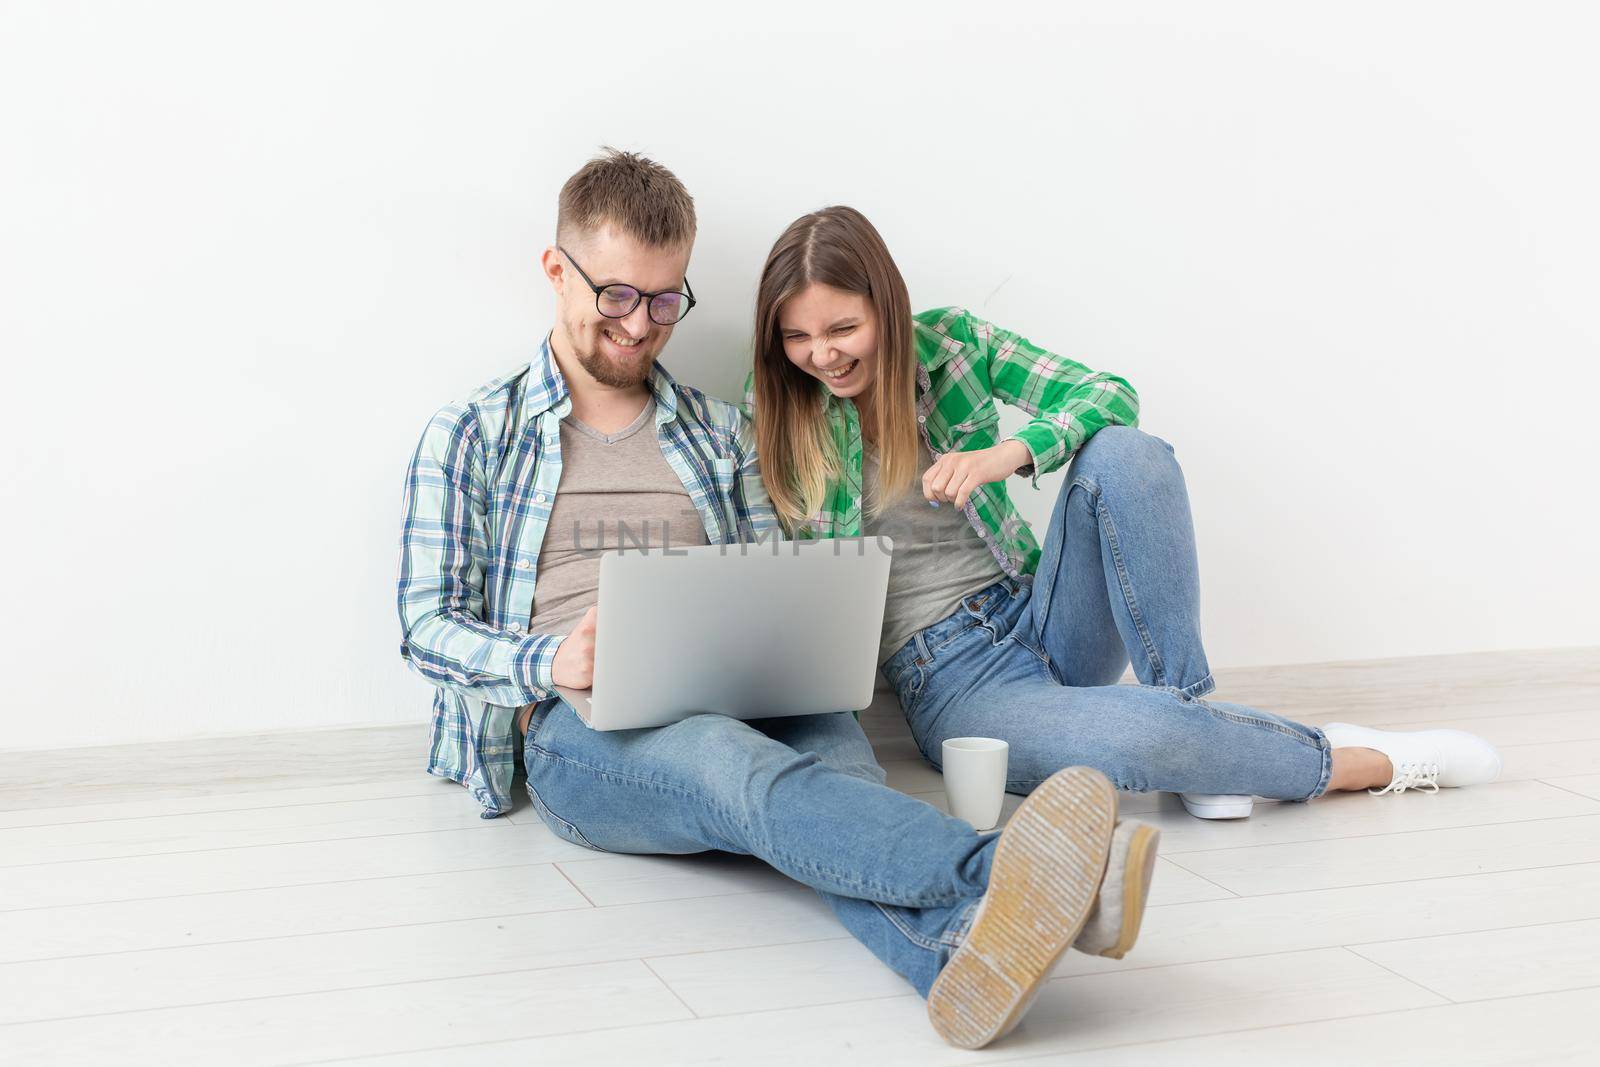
xmin=556 ymin=147 xmax=696 ymax=249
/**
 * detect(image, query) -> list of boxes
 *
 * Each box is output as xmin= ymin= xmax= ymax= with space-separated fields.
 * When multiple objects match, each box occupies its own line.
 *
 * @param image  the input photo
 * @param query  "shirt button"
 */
xmin=516 ymin=560 xmax=532 ymax=571
xmin=507 ymin=624 xmax=524 ymax=634
xmin=917 ymin=415 xmax=927 ymax=424
xmin=534 ymin=493 xmax=547 ymax=504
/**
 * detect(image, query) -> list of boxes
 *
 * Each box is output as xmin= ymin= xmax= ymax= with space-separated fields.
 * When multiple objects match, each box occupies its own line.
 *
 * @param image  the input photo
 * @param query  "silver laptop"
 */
xmin=553 ymin=536 xmax=893 ymax=730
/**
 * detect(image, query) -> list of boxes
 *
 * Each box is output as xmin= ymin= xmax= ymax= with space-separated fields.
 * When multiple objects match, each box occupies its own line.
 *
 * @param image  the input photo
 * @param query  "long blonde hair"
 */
xmin=752 ymin=206 xmax=919 ymax=531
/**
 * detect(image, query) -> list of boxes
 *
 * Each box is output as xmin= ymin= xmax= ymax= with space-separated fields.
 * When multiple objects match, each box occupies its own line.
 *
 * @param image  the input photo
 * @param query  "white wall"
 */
xmin=3 ymin=1 xmax=1596 ymax=750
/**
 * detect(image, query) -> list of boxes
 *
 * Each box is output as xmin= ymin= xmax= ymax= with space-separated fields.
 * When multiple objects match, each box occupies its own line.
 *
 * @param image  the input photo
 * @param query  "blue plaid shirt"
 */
xmin=397 ymin=335 xmax=782 ymax=816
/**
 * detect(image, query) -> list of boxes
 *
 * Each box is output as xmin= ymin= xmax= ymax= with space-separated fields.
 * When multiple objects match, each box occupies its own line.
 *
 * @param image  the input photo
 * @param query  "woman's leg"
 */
xmin=1015 ymin=426 xmax=1495 ymax=796
xmin=1029 ymin=425 xmax=1213 ymax=694
xmin=883 ymin=586 xmax=1332 ymax=800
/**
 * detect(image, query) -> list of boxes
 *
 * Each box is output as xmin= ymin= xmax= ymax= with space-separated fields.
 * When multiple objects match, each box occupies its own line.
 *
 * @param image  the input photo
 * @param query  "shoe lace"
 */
xmin=1371 ymin=760 xmax=1441 ymax=796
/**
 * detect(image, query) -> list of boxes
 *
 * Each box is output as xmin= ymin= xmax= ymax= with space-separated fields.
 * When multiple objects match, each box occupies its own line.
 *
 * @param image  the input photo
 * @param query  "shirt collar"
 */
xmin=914 ymin=314 xmax=965 ymax=374
xmin=523 ymin=331 xmax=681 ymax=426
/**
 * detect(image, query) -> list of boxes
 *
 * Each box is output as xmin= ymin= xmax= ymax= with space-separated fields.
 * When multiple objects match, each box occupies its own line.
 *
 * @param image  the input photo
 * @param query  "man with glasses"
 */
xmin=396 ymin=148 xmax=1153 ymax=1049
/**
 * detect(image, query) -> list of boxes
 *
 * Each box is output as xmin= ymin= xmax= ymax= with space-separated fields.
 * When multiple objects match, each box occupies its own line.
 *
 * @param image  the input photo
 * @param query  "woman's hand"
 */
xmin=551 ymin=606 xmax=598 ymax=689
xmin=922 ymin=440 xmax=1033 ymax=509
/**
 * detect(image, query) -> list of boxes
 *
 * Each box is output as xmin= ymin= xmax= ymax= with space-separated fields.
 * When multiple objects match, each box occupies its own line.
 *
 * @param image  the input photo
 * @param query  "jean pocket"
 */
xmin=524 ymin=754 xmax=609 ymax=853
xmin=885 ymin=657 xmax=928 ymax=713
xmin=926 ymin=617 xmax=981 ymax=656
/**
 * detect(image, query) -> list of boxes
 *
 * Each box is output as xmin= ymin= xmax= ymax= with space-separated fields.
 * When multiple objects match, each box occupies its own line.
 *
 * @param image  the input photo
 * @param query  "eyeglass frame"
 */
xmin=557 ymin=245 xmax=697 ymax=326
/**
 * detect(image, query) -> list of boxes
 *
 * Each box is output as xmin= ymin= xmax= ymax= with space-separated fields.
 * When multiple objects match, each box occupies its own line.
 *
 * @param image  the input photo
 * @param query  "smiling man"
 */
xmin=396 ymin=148 xmax=1160 ymax=1049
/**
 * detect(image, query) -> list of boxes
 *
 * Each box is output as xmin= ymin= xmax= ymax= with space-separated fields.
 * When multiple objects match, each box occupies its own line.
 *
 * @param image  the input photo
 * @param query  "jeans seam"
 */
xmin=1030 ymin=495 xmax=1067 ymax=654
xmin=1153 ymin=686 xmax=1326 ymax=748
xmin=527 ymin=741 xmax=957 ymax=905
xmin=1007 ymin=629 xmax=1053 ymax=670
xmin=1308 ymin=726 xmax=1333 ymax=800
xmin=942 ymin=895 xmax=985 ymax=947
xmin=1093 ymin=480 xmax=1167 ymax=686
xmin=874 ymin=900 xmax=947 ymax=953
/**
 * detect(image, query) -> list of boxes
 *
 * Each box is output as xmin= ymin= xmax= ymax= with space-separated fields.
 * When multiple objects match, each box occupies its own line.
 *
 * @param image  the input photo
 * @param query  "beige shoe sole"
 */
xmin=1098 ymin=822 xmax=1161 ymax=960
xmin=926 ymin=766 xmax=1117 ymax=1049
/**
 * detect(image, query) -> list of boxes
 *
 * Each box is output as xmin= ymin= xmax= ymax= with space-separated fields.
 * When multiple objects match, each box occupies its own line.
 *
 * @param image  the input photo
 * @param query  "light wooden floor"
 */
xmin=3 ymin=646 xmax=1597 ymax=1065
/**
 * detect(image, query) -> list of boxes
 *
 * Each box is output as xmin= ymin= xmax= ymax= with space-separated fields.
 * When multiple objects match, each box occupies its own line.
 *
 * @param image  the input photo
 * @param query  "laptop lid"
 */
xmin=567 ymin=536 xmax=892 ymax=731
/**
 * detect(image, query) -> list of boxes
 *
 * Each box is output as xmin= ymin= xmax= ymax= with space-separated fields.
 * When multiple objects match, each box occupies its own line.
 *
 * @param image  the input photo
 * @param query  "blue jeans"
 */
xmin=882 ymin=426 xmax=1332 ymax=800
xmin=521 ymin=700 xmax=993 ymax=995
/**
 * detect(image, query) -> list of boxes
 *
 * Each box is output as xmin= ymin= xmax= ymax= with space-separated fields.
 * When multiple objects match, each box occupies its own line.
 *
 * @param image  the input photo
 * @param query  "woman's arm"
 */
xmin=973 ymin=312 xmax=1141 ymax=488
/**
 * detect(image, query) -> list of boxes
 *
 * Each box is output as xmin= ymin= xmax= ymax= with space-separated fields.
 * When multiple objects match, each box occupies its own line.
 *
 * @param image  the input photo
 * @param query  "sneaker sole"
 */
xmin=926 ymin=766 xmax=1116 ymax=1050
xmin=1098 ymin=822 xmax=1161 ymax=960
xmin=1180 ymin=795 xmax=1254 ymax=820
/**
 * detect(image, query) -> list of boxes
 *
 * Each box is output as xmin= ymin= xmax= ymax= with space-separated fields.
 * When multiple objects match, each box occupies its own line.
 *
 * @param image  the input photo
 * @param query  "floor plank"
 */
xmin=1498 ymin=738 xmax=1600 ymax=780
xmin=1207 ymin=646 xmax=1599 ymax=726
xmin=1368 ymin=707 xmax=1600 ymax=747
xmin=646 ymin=937 xmax=908 ymax=1017
xmin=0 ymin=889 xmax=837 ymax=1024
xmin=0 ymin=821 xmax=594 ymax=911
xmin=0 ymin=792 xmax=496 ymax=866
xmin=1350 ymin=916 xmax=1600 ymax=1001
xmin=0 ymin=959 xmax=689 ymax=1066
xmin=0 ymin=725 xmax=427 ymax=812
xmin=1544 ymin=773 xmax=1600 ymax=800
xmin=555 ymin=852 xmax=802 ymax=907
xmin=1008 ymin=985 xmax=1600 ymax=1065
xmin=0 ymin=862 xmax=589 ymax=963
xmin=1146 ymin=779 xmax=1600 ymax=856
xmin=0 ymin=777 xmax=454 ymax=830
xmin=1052 ymin=861 xmax=1600 ymax=978
xmin=332 ymin=948 xmax=1442 ymax=1066
xmin=1168 ymin=813 xmax=1600 ymax=895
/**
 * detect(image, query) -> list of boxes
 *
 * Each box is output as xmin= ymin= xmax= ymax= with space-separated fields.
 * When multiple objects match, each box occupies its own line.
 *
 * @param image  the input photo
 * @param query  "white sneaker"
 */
xmin=1074 ymin=819 xmax=1161 ymax=959
xmin=1322 ymin=722 xmax=1503 ymax=795
xmin=1179 ymin=793 xmax=1254 ymax=819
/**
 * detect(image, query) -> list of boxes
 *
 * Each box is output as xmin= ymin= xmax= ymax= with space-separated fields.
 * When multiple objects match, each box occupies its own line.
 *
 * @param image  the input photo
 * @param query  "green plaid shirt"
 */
xmin=746 ymin=307 xmax=1140 ymax=579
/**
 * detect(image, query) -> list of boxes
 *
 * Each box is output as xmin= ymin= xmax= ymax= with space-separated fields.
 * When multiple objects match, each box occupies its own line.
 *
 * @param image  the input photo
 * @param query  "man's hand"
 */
xmin=551 ymin=606 xmax=598 ymax=689
xmin=922 ymin=440 xmax=1033 ymax=509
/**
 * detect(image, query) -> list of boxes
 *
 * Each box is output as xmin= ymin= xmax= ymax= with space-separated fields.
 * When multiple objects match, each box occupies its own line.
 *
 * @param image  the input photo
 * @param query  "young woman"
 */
xmin=745 ymin=205 xmax=1501 ymax=818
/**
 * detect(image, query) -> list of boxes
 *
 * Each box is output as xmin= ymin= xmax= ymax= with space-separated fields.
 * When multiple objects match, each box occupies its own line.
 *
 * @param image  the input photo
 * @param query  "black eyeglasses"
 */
xmin=558 ymin=246 xmax=697 ymax=326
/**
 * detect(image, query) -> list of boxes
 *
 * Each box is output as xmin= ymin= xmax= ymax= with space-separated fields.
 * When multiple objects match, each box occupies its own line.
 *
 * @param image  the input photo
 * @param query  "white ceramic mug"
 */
xmin=941 ymin=737 xmax=1009 ymax=831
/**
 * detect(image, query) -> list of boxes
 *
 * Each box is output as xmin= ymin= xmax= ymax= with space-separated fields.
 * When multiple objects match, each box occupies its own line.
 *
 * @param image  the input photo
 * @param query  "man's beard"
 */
xmin=576 ymin=342 xmax=654 ymax=388
xmin=565 ymin=318 xmax=657 ymax=388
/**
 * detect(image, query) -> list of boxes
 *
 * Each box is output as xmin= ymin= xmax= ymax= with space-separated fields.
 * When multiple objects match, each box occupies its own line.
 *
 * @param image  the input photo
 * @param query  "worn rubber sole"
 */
xmin=1098 ymin=822 xmax=1161 ymax=960
xmin=926 ymin=766 xmax=1117 ymax=1050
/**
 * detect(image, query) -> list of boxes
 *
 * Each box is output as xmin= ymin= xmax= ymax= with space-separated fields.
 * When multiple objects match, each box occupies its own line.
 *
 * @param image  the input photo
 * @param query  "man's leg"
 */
xmin=523 ymin=701 xmax=993 ymax=993
xmin=526 ymin=700 xmax=1155 ymax=1047
xmin=749 ymin=710 xmax=992 ymax=995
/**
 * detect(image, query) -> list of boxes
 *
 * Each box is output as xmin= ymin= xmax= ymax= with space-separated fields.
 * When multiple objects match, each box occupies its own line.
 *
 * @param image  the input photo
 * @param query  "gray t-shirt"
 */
xmin=864 ymin=440 xmax=1007 ymax=665
xmin=528 ymin=398 xmax=709 ymax=637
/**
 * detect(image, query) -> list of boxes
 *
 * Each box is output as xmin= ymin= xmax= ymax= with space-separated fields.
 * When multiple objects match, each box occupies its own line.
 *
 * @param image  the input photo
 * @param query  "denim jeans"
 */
xmin=882 ymin=426 xmax=1332 ymax=800
xmin=522 ymin=700 xmax=993 ymax=995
